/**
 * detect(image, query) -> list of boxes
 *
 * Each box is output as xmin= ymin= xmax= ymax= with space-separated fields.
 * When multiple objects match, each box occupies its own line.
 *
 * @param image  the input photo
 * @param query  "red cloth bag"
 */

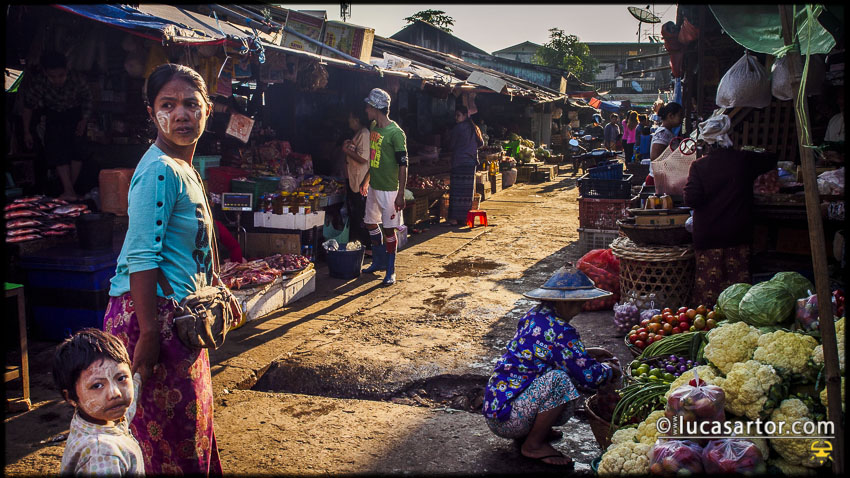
xmin=576 ymin=249 xmax=620 ymax=311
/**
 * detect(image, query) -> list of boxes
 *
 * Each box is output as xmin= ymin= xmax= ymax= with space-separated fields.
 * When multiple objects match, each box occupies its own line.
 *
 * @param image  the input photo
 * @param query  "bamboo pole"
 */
xmin=778 ymin=5 xmax=844 ymax=474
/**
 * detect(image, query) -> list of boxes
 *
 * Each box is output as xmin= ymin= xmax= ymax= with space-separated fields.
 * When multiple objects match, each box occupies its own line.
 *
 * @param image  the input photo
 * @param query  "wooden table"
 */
xmin=5 ymin=283 xmax=31 ymax=412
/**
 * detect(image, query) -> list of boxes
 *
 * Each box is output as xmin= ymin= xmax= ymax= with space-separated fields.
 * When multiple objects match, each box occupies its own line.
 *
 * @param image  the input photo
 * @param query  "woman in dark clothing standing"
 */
xmin=683 ymin=114 xmax=776 ymax=307
xmin=446 ymin=105 xmax=484 ymax=226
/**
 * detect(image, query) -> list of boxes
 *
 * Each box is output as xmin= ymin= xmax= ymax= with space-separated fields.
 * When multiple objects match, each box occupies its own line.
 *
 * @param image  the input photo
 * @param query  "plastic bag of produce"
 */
xmin=770 ymin=271 xmax=814 ymax=301
xmin=715 ymin=283 xmax=752 ymax=322
xmin=702 ymin=438 xmax=766 ymax=475
xmin=794 ymin=292 xmax=839 ymax=331
xmin=752 ymin=169 xmax=780 ymax=195
xmin=771 ymin=54 xmax=825 ymax=101
xmin=738 ymin=281 xmax=795 ymax=326
xmin=716 ymin=53 xmax=771 ymax=109
xmin=665 ymin=374 xmax=726 ymax=443
xmin=613 ymin=301 xmax=641 ymax=334
xmin=649 ymin=440 xmax=704 ymax=476
xmin=577 ymin=249 xmax=620 ymax=311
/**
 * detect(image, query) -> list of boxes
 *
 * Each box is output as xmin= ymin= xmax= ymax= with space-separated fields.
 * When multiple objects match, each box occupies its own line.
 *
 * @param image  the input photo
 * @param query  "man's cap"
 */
xmin=364 ymin=88 xmax=391 ymax=109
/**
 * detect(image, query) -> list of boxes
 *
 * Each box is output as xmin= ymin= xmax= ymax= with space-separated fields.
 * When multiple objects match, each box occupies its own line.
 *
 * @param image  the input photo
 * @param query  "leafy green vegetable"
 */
xmin=770 ymin=271 xmax=814 ymax=301
xmin=739 ymin=281 xmax=795 ymax=326
xmin=715 ymin=283 xmax=752 ymax=322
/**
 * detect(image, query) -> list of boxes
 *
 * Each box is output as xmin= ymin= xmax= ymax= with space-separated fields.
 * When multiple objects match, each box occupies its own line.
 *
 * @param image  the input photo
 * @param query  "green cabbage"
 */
xmin=769 ymin=271 xmax=814 ymax=301
xmin=738 ymin=281 xmax=795 ymax=326
xmin=715 ymin=283 xmax=752 ymax=322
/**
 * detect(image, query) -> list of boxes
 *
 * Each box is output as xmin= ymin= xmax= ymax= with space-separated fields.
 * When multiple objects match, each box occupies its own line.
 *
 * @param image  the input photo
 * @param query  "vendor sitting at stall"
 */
xmin=683 ymin=114 xmax=776 ymax=306
xmin=483 ymin=266 xmax=621 ymax=468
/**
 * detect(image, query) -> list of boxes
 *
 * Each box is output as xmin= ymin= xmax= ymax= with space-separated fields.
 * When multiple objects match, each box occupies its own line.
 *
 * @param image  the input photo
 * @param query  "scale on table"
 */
xmin=221 ymin=192 xmax=253 ymax=253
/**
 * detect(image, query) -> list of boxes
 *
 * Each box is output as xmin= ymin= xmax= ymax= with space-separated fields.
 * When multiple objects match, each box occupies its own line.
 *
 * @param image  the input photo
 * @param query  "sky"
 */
xmin=279 ymin=3 xmax=678 ymax=53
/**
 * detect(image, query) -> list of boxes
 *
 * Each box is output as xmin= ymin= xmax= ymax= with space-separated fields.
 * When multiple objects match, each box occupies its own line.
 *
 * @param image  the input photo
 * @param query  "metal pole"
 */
xmin=282 ymin=26 xmax=375 ymax=71
xmin=778 ymin=5 xmax=844 ymax=474
xmin=206 ymin=4 xmax=275 ymax=35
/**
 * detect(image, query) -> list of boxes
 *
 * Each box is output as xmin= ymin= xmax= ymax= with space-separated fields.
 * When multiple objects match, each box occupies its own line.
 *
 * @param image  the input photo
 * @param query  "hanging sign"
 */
xmin=226 ymin=113 xmax=255 ymax=143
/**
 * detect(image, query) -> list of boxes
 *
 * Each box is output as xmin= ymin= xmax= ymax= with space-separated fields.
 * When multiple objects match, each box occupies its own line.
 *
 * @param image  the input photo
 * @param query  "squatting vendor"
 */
xmin=482 ymin=266 xmax=622 ymax=467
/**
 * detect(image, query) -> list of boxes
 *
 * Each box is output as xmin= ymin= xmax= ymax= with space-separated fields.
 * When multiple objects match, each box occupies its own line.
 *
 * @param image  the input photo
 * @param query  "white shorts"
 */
xmin=364 ymin=189 xmax=403 ymax=229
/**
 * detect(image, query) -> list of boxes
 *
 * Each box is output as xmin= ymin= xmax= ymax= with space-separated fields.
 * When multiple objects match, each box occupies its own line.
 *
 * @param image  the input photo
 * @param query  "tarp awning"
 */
xmin=708 ymin=4 xmax=837 ymax=56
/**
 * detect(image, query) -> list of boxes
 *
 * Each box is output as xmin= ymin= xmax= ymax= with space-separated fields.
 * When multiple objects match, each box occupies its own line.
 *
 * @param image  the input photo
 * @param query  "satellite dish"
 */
xmin=631 ymin=81 xmax=643 ymax=92
xmin=628 ymin=6 xmax=661 ymax=23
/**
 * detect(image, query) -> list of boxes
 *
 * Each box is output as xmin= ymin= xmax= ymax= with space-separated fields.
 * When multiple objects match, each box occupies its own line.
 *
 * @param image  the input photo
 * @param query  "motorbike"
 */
xmin=569 ymin=139 xmax=619 ymax=176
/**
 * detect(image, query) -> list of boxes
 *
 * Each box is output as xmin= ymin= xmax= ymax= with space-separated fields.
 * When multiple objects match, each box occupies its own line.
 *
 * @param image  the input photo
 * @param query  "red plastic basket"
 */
xmin=578 ymin=197 xmax=631 ymax=229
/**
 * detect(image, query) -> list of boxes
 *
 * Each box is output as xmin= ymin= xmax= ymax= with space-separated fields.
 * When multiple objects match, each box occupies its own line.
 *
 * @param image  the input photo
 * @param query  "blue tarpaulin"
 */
xmin=598 ymin=100 xmax=621 ymax=113
xmin=54 ymin=5 xmax=197 ymax=41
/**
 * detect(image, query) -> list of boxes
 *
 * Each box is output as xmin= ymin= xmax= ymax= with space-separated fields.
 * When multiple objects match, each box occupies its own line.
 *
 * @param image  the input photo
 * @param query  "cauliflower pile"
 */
xmin=769 ymin=398 xmax=822 ymax=468
xmin=598 ymin=441 xmax=651 ymax=476
xmin=664 ymin=365 xmax=723 ymax=400
xmin=811 ymin=317 xmax=845 ymax=374
xmin=753 ymin=330 xmax=819 ymax=381
xmin=634 ymin=410 xmax=667 ymax=445
xmin=610 ymin=427 xmax=638 ymax=446
xmin=719 ymin=360 xmax=784 ymax=420
xmin=703 ymin=322 xmax=762 ymax=374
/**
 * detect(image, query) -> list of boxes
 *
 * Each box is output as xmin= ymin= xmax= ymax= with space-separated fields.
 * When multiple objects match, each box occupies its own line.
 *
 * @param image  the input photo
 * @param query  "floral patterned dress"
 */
xmin=104 ymin=293 xmax=221 ymax=475
xmin=483 ymin=304 xmax=612 ymax=427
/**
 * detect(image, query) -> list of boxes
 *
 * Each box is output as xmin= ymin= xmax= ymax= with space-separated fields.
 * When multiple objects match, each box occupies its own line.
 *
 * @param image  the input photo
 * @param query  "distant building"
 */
xmin=585 ymin=42 xmax=671 ymax=97
xmin=390 ymin=19 xmax=488 ymax=58
xmin=492 ymin=41 xmax=543 ymax=64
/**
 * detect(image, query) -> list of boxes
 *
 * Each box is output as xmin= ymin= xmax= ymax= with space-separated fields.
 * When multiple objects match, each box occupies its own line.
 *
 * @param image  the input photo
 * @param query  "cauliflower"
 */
xmin=769 ymin=398 xmax=821 ymax=468
xmin=768 ymin=457 xmax=817 ymax=476
xmin=610 ymin=427 xmax=639 ymax=445
xmin=664 ymin=365 xmax=724 ymax=400
xmin=753 ymin=330 xmax=819 ymax=381
xmin=811 ymin=318 xmax=845 ymax=374
xmin=722 ymin=360 xmax=784 ymax=420
xmin=819 ymin=376 xmax=846 ymax=417
xmin=598 ymin=441 xmax=651 ymax=476
xmin=703 ymin=321 xmax=762 ymax=374
xmin=635 ymin=410 xmax=666 ymax=445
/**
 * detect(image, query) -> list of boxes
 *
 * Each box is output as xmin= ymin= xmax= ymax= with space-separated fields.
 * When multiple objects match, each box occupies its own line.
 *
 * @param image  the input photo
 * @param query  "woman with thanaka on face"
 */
xmin=105 ymin=63 xmax=228 ymax=475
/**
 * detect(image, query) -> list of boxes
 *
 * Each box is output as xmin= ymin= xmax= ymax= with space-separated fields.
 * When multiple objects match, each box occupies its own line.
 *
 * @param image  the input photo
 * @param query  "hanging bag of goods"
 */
xmin=715 ymin=52 xmax=772 ymax=109
xmin=652 ymin=137 xmax=698 ymax=197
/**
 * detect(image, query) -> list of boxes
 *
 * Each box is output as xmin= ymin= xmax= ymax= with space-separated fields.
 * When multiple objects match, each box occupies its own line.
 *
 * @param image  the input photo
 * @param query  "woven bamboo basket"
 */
xmin=611 ymin=236 xmax=695 ymax=311
xmin=585 ymin=394 xmax=619 ymax=450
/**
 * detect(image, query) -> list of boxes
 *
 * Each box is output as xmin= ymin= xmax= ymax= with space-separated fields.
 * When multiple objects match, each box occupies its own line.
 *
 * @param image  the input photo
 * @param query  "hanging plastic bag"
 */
xmin=702 ymin=438 xmax=766 ymax=475
xmin=649 ymin=440 xmax=705 ymax=476
xmin=716 ymin=52 xmax=772 ymax=109
xmin=771 ymin=54 xmax=826 ymax=101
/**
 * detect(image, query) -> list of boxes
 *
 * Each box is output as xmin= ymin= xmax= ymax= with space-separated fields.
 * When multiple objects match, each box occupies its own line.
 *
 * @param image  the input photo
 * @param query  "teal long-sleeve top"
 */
xmin=109 ymin=144 xmax=214 ymax=302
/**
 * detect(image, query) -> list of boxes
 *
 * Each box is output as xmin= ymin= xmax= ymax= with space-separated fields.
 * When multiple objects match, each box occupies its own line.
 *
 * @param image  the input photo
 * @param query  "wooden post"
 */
xmin=778 ymin=5 xmax=844 ymax=474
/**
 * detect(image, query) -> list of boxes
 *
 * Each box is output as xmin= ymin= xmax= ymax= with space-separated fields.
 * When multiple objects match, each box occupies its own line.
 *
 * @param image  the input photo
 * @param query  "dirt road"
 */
xmin=5 ymin=171 xmax=630 ymax=476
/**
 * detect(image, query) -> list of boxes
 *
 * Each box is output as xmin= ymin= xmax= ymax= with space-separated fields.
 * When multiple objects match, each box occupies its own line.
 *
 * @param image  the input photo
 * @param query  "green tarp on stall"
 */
xmin=709 ymin=4 xmax=837 ymax=56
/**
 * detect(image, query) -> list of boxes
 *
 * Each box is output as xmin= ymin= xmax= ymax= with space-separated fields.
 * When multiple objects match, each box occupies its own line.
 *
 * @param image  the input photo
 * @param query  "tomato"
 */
xmin=648 ymin=333 xmax=656 ymax=342
xmin=650 ymin=315 xmax=662 ymax=324
xmin=652 ymin=314 xmax=663 ymax=322
xmin=678 ymin=312 xmax=688 ymax=322
xmin=679 ymin=321 xmax=690 ymax=330
xmin=706 ymin=311 xmax=717 ymax=321
xmin=640 ymin=319 xmax=650 ymax=327
xmin=638 ymin=332 xmax=648 ymax=341
xmin=662 ymin=308 xmax=673 ymax=315
xmin=678 ymin=307 xmax=688 ymax=314
xmin=637 ymin=327 xmax=647 ymax=335
xmin=635 ymin=340 xmax=646 ymax=349
xmin=648 ymin=323 xmax=661 ymax=333
xmin=671 ymin=327 xmax=682 ymax=334
xmin=665 ymin=315 xmax=678 ymax=325
xmin=629 ymin=334 xmax=639 ymax=344
xmin=652 ymin=335 xmax=664 ymax=343
xmin=696 ymin=305 xmax=708 ymax=316
xmin=705 ymin=318 xmax=717 ymax=330
xmin=662 ymin=323 xmax=673 ymax=334
xmin=686 ymin=309 xmax=697 ymax=320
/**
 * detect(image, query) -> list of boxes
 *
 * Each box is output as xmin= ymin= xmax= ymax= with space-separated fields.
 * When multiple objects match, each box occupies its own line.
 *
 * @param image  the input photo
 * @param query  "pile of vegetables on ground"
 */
xmin=598 ymin=271 xmax=845 ymax=475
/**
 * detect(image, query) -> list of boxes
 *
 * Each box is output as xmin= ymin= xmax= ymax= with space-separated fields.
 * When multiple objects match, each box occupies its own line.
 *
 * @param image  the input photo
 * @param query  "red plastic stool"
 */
xmin=466 ymin=210 xmax=488 ymax=228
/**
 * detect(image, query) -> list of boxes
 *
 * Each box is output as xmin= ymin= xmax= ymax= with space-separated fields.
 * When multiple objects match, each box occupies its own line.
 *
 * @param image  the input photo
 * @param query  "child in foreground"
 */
xmin=52 ymin=328 xmax=144 ymax=476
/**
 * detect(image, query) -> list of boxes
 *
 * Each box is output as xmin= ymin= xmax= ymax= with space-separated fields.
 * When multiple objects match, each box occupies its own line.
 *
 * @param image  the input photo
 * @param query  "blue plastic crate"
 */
xmin=20 ymin=246 xmax=119 ymax=291
xmin=588 ymin=161 xmax=624 ymax=180
xmin=32 ymin=306 xmax=107 ymax=342
xmin=195 ymin=155 xmax=222 ymax=179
